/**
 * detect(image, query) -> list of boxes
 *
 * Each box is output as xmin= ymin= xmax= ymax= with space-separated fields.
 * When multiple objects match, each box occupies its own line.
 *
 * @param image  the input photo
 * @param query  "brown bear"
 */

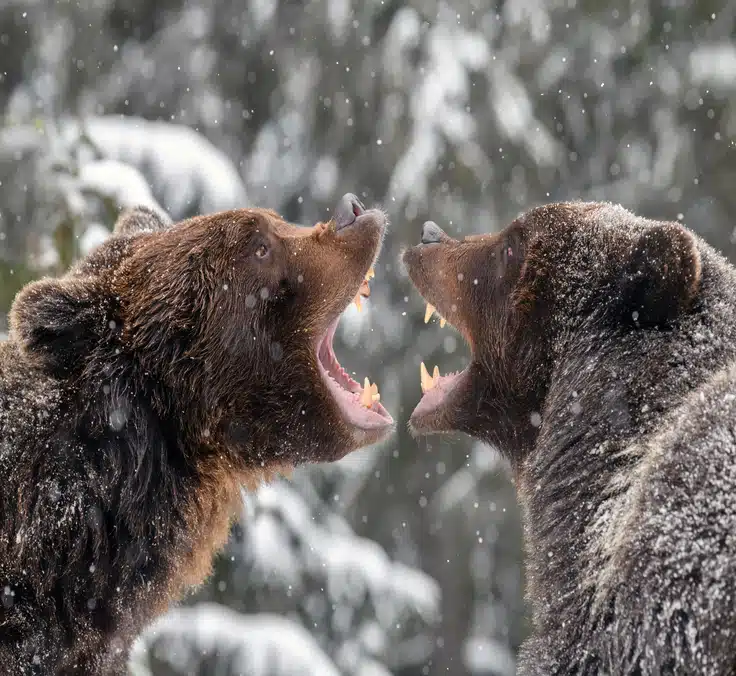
xmin=404 ymin=203 xmax=736 ymax=675
xmin=0 ymin=194 xmax=393 ymax=674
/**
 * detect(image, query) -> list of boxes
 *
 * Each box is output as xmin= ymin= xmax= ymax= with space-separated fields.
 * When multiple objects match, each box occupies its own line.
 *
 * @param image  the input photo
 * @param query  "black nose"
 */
xmin=421 ymin=221 xmax=446 ymax=244
xmin=334 ymin=193 xmax=366 ymax=231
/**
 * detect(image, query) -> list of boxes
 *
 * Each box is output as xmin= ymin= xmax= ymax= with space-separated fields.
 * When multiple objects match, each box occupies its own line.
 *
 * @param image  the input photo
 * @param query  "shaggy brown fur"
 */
xmin=404 ymin=203 xmax=736 ymax=674
xmin=0 ymin=197 xmax=389 ymax=674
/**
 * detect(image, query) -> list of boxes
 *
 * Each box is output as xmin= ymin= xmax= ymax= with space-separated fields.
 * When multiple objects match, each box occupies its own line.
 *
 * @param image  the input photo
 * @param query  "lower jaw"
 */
xmin=317 ymin=371 xmax=393 ymax=434
xmin=319 ymin=424 xmax=393 ymax=462
xmin=409 ymin=368 xmax=468 ymax=434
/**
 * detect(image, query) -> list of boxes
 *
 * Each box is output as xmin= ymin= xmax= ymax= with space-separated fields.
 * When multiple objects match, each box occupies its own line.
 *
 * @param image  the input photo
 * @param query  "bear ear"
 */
xmin=113 ymin=205 xmax=171 ymax=236
xmin=9 ymin=277 xmax=106 ymax=374
xmin=619 ymin=223 xmax=701 ymax=327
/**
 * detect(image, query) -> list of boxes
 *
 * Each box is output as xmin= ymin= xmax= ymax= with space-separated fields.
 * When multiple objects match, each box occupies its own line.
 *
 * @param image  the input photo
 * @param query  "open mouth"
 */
xmin=315 ymin=267 xmax=394 ymax=431
xmin=413 ymin=301 xmax=470 ymax=422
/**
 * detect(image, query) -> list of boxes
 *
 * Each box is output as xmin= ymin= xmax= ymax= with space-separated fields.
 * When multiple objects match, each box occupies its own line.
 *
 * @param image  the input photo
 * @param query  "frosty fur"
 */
xmin=0 ymin=204 xmax=386 ymax=674
xmin=405 ymin=202 xmax=736 ymax=675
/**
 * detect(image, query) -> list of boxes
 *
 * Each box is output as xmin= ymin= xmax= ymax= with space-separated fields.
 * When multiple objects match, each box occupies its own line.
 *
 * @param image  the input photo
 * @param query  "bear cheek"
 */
xmin=402 ymin=245 xmax=434 ymax=295
xmin=284 ymin=250 xmax=353 ymax=320
xmin=436 ymin=250 xmax=487 ymax=339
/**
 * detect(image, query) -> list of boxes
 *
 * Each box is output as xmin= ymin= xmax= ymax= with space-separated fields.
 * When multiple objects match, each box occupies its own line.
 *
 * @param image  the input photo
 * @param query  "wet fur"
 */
xmin=405 ymin=202 xmax=736 ymax=674
xmin=0 ymin=205 xmax=384 ymax=674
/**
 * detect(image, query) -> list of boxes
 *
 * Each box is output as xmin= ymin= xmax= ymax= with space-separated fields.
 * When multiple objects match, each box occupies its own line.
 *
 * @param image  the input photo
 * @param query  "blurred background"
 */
xmin=0 ymin=0 xmax=734 ymax=674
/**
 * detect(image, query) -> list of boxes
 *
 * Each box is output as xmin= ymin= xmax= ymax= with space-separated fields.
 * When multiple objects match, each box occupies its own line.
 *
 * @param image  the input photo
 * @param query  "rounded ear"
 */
xmin=113 ymin=205 xmax=171 ymax=236
xmin=9 ymin=277 xmax=106 ymax=374
xmin=619 ymin=223 xmax=701 ymax=327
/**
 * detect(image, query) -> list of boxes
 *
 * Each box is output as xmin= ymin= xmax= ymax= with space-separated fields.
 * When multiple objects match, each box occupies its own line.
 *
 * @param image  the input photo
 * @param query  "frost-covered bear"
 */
xmin=404 ymin=202 xmax=736 ymax=674
xmin=0 ymin=195 xmax=392 ymax=674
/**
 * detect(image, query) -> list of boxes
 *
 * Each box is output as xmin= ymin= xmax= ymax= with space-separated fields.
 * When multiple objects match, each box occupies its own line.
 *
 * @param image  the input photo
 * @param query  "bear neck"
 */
xmin=516 ymin=247 xmax=736 ymax=650
xmin=59 ymin=351 xmax=254 ymax=593
xmin=0 ymin=334 xmax=284 ymax=668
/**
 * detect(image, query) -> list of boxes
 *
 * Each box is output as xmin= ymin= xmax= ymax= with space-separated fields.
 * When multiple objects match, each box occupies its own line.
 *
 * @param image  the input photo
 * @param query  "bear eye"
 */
xmin=255 ymin=243 xmax=269 ymax=259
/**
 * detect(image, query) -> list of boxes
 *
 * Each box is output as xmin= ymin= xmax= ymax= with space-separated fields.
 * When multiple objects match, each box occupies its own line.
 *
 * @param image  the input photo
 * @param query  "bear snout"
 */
xmin=334 ymin=193 xmax=366 ymax=231
xmin=420 ymin=221 xmax=447 ymax=245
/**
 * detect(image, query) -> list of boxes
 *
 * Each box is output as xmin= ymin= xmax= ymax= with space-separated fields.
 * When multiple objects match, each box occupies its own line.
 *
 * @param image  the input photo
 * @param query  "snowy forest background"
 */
xmin=0 ymin=0 xmax=735 ymax=674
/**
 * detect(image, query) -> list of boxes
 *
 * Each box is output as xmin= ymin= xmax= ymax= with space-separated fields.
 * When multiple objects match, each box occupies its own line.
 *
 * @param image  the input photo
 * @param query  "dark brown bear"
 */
xmin=0 ymin=194 xmax=392 ymax=674
xmin=404 ymin=203 xmax=736 ymax=675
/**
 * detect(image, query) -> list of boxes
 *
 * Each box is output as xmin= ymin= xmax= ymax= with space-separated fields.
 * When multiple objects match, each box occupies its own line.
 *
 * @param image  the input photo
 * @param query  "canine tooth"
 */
xmin=439 ymin=317 xmax=446 ymax=328
xmin=424 ymin=303 xmax=435 ymax=323
xmin=366 ymin=267 xmax=375 ymax=280
xmin=433 ymin=365 xmax=440 ymax=381
xmin=353 ymin=294 xmax=362 ymax=312
xmin=360 ymin=378 xmax=373 ymax=407
xmin=420 ymin=362 xmax=435 ymax=393
xmin=370 ymin=382 xmax=378 ymax=396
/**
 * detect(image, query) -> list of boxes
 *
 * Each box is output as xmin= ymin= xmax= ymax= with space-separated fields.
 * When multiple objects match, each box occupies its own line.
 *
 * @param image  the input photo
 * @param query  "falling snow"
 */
xmin=0 ymin=0 xmax=734 ymax=674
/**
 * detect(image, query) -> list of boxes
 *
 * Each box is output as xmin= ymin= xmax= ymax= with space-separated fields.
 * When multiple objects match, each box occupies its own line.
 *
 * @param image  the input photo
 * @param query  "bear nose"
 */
xmin=420 ymin=221 xmax=446 ymax=245
xmin=334 ymin=193 xmax=366 ymax=231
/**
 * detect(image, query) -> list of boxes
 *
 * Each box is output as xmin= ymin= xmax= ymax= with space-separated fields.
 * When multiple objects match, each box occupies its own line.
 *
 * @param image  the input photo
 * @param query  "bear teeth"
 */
xmin=420 ymin=362 xmax=441 ymax=393
xmin=360 ymin=377 xmax=381 ymax=408
xmin=352 ymin=275 xmax=373 ymax=312
xmin=424 ymin=302 xmax=448 ymax=327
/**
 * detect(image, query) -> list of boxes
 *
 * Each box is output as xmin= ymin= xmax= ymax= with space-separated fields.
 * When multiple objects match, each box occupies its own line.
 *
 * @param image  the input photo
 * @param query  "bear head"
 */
xmin=10 ymin=195 xmax=393 ymax=467
xmin=403 ymin=202 xmax=702 ymax=461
